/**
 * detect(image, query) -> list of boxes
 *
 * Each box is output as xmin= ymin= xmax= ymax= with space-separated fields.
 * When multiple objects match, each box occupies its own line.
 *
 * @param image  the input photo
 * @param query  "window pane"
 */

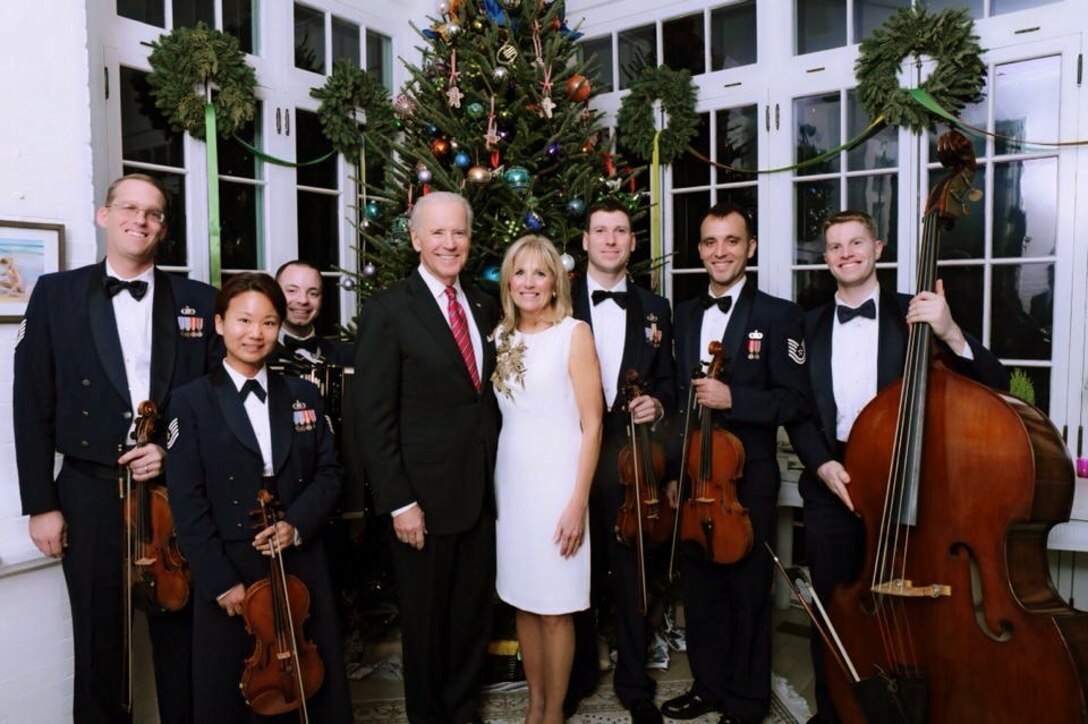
xmin=224 ymin=0 xmax=255 ymax=54
xmin=796 ymin=0 xmax=845 ymax=55
xmin=296 ymin=110 xmax=337 ymax=189
xmin=795 ymin=267 xmax=895 ymax=312
xmin=854 ymin=0 xmax=909 ymax=44
xmin=795 ymin=93 xmax=841 ymax=176
xmin=125 ymin=166 xmax=187 ymax=267
xmin=672 ymin=191 xmax=712 ymax=270
xmin=117 ymin=0 xmax=164 ymax=27
xmin=928 ymin=97 xmax=986 ymax=161
xmin=672 ymin=113 xmax=710 ymax=188
xmin=1010 ymin=366 xmax=1050 ymax=415
xmin=922 ymin=0 xmax=982 ymax=18
xmin=173 ymin=0 xmax=214 ymax=29
xmin=716 ymin=105 xmax=758 ymax=183
xmin=121 ymin=67 xmax=184 ymax=168
xmin=219 ymin=102 xmax=260 ymax=179
xmin=929 ymin=167 xmax=985 ymax=260
xmin=675 ymin=270 xmax=757 ymax=309
xmin=663 ymin=13 xmax=705 ymax=76
xmin=333 ymin=17 xmax=360 ymax=67
xmin=295 ymin=3 xmax=325 ymax=74
xmin=220 ymin=180 xmax=260 ymax=269
xmin=618 ymin=25 xmax=656 ymax=91
xmin=579 ymin=36 xmax=613 ymax=94
xmin=297 ymin=191 xmax=338 ymax=269
xmin=938 ymin=264 xmax=984 ymax=343
xmin=846 ymin=174 xmax=898 ymax=261
xmin=992 ymin=0 xmax=1059 ymax=15
xmin=366 ymin=30 xmax=393 ymax=91
xmin=710 ymin=1 xmax=756 ymax=70
xmin=846 ymin=90 xmax=897 ymax=172
xmin=317 ymin=275 xmax=342 ymax=336
xmin=795 ymin=180 xmax=841 ymax=264
xmin=994 ymin=56 xmax=1060 ymax=156
xmin=993 ymin=158 xmax=1057 ymax=259
xmin=991 ymin=264 xmax=1051 ymax=360
xmin=1024 ymin=263 xmax=1054 ymax=342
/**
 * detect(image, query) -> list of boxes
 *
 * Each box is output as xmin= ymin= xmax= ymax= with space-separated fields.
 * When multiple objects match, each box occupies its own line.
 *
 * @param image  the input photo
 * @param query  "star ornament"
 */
xmin=447 ymin=85 xmax=464 ymax=108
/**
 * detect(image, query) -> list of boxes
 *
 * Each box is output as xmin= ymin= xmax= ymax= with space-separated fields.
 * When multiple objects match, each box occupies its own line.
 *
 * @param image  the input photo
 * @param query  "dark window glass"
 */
xmin=366 ymin=30 xmax=393 ymax=90
xmin=333 ymin=17 xmax=360 ymax=67
xmin=663 ymin=13 xmax=705 ymax=76
xmin=672 ymin=191 xmax=712 ymax=270
xmin=317 ymin=275 xmax=341 ymax=336
xmin=125 ymin=165 xmax=187 ymax=267
xmin=993 ymin=158 xmax=1057 ymax=259
xmin=854 ymin=0 xmax=909 ymax=43
xmin=710 ymin=1 xmax=756 ymax=70
xmin=991 ymin=264 xmax=1052 ymax=360
xmin=929 ymin=167 xmax=985 ymax=260
xmin=117 ymin=0 xmax=164 ymax=27
xmin=579 ymin=36 xmax=613 ymax=94
xmin=795 ymin=180 xmax=841 ymax=264
xmin=172 ymin=0 xmax=214 ymax=29
xmin=297 ymin=191 xmax=338 ymax=269
xmin=296 ymin=110 xmax=337 ymax=189
xmin=674 ymin=270 xmax=757 ymax=311
xmin=846 ymin=174 xmax=897 ymax=261
xmin=796 ymin=0 xmax=845 ymax=55
xmin=1009 ymin=365 xmax=1050 ymax=415
xmin=795 ymin=267 xmax=896 ymax=312
xmin=121 ymin=67 xmax=184 ymax=168
xmin=672 ymin=113 xmax=710 ymax=188
xmin=295 ymin=3 xmax=325 ymax=74
xmin=795 ymin=93 xmax=841 ymax=176
xmin=219 ymin=102 xmax=260 ymax=179
xmin=219 ymin=180 xmax=260 ymax=269
xmin=716 ymin=106 xmax=758 ymax=183
xmin=618 ymin=25 xmax=656 ymax=91
xmin=938 ymin=263 xmax=984 ymax=343
xmin=922 ymin=0 xmax=982 ymax=18
xmin=223 ymin=0 xmax=255 ymax=54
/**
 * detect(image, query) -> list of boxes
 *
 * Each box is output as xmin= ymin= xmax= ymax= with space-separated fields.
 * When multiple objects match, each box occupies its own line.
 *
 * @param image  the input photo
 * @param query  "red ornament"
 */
xmin=565 ymin=74 xmax=591 ymax=103
xmin=430 ymin=138 xmax=451 ymax=157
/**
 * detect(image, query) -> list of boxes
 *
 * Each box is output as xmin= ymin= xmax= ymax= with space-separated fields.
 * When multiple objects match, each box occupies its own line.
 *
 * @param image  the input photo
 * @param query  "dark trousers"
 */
xmin=57 ymin=463 xmax=193 ymax=724
xmin=681 ymin=460 xmax=779 ymax=722
xmin=390 ymin=512 xmax=494 ymax=724
xmin=804 ymin=502 xmax=864 ymax=723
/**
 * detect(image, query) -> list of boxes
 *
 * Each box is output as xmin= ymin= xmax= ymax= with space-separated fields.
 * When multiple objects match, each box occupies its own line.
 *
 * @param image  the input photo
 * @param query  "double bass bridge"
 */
xmin=871 ymin=579 xmax=951 ymax=599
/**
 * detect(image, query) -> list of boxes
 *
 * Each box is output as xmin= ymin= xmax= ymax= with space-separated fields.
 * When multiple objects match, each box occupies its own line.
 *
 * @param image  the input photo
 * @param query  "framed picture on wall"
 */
xmin=0 ymin=220 xmax=64 ymax=321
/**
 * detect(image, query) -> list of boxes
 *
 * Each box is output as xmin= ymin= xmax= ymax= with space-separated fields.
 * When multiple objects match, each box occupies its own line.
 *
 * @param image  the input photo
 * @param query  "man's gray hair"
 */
xmin=409 ymin=191 xmax=474 ymax=233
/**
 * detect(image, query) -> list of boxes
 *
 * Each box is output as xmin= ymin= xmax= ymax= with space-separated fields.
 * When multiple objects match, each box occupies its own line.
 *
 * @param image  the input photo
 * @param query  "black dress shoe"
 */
xmin=718 ymin=714 xmax=760 ymax=724
xmin=661 ymin=690 xmax=717 ymax=720
xmin=630 ymin=699 xmax=664 ymax=724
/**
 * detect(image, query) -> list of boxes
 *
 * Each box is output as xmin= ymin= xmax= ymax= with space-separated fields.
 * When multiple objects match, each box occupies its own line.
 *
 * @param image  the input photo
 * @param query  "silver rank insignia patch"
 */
xmin=177 ymin=305 xmax=204 ymax=338
xmin=788 ymin=338 xmax=806 ymax=365
xmin=167 ymin=418 xmax=179 ymax=449
xmin=15 ymin=318 xmax=26 ymax=349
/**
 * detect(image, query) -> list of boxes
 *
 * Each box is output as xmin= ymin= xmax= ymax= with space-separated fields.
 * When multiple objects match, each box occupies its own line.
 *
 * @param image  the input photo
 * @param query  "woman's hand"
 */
xmin=554 ymin=501 xmax=587 ymax=558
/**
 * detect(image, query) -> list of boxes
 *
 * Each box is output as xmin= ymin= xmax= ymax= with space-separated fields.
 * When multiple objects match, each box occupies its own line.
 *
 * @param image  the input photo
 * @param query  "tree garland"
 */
xmin=616 ymin=65 xmax=698 ymax=165
xmin=311 ymin=60 xmax=397 ymax=165
xmin=146 ymin=22 xmax=256 ymax=140
xmin=856 ymin=6 xmax=985 ymax=133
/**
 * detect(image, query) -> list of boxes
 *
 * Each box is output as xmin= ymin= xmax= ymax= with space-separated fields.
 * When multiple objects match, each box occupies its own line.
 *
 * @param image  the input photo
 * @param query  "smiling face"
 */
xmin=582 ymin=209 xmax=635 ymax=278
xmin=507 ymin=248 xmax=555 ymax=318
xmin=823 ymin=220 xmax=884 ymax=291
xmin=215 ymin=290 xmax=282 ymax=377
xmin=698 ymin=212 xmax=756 ymax=295
xmin=411 ymin=196 xmax=471 ymax=286
xmin=277 ymin=263 xmax=323 ymax=335
xmin=95 ymin=178 xmax=167 ymax=269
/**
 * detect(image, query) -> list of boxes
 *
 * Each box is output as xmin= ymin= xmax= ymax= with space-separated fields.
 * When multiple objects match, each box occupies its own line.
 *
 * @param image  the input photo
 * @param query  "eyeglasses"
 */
xmin=109 ymin=202 xmax=166 ymax=224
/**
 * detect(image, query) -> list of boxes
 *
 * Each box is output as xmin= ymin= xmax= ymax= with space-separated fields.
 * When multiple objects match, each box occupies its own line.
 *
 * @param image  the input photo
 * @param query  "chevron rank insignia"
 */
xmin=788 ymin=338 xmax=806 ymax=365
xmin=167 ymin=418 xmax=179 ymax=449
xmin=14 ymin=318 xmax=26 ymax=349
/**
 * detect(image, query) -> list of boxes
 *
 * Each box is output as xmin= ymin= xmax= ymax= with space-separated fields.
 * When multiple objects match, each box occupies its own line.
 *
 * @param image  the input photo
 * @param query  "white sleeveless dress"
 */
xmin=493 ymin=316 xmax=590 ymax=614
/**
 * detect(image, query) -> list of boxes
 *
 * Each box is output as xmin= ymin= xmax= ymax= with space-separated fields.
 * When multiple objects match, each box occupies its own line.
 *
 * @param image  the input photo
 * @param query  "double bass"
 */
xmin=823 ymin=130 xmax=1088 ymax=722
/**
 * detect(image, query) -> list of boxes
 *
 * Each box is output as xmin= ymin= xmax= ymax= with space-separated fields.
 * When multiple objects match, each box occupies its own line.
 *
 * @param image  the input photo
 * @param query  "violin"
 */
xmin=240 ymin=490 xmax=324 ymax=722
xmin=669 ymin=341 xmax=752 ymax=572
xmin=615 ymin=369 xmax=674 ymax=613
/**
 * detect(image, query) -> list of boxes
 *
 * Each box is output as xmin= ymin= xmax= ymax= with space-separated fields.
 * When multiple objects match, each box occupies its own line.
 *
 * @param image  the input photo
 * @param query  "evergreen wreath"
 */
xmin=311 ymin=60 xmax=397 ymax=165
xmin=146 ymin=22 xmax=256 ymax=140
xmin=616 ymin=65 xmax=698 ymax=165
xmin=856 ymin=6 xmax=985 ymax=133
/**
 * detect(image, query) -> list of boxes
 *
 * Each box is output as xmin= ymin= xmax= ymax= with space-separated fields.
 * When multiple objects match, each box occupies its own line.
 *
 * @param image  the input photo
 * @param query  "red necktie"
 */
xmin=445 ymin=286 xmax=481 ymax=391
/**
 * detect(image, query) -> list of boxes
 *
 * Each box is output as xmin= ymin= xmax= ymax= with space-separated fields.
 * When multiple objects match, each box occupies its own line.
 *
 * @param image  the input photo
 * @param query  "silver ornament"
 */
xmin=560 ymin=253 xmax=575 ymax=273
xmin=362 ymin=263 xmax=377 ymax=277
xmin=493 ymin=66 xmax=509 ymax=81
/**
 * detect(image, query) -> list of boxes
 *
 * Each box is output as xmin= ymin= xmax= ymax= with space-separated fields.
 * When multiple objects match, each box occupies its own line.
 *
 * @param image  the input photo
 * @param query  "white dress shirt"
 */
xmin=222 ymin=362 xmax=273 ymax=476
xmin=699 ymin=277 xmax=746 ymax=366
xmin=831 ymin=288 xmax=880 ymax=442
xmin=586 ymin=275 xmax=628 ymax=409
xmin=106 ymin=261 xmax=154 ymax=441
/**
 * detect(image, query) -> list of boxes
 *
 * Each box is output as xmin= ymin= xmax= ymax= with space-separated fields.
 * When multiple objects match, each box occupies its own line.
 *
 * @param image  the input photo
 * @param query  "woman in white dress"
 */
xmin=492 ymin=235 xmax=603 ymax=723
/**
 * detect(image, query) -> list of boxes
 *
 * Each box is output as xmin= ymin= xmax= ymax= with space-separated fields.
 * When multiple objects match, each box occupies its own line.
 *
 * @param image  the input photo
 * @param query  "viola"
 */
xmin=615 ymin=369 xmax=674 ymax=613
xmin=240 ymin=490 xmax=324 ymax=722
xmin=669 ymin=340 xmax=752 ymax=571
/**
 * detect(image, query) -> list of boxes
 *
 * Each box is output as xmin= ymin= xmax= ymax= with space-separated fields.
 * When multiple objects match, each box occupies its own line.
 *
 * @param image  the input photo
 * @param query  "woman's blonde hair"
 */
xmin=498 ymin=235 xmax=572 ymax=333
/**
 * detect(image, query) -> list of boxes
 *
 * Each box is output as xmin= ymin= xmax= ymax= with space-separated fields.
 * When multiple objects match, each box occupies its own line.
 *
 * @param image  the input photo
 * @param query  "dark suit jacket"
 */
xmin=571 ymin=275 xmax=676 ymax=440
xmin=272 ymin=336 xmax=355 ymax=367
xmin=788 ymin=289 xmax=1009 ymax=516
xmin=354 ymin=270 xmax=500 ymax=535
xmin=14 ymin=261 xmax=221 ymax=515
xmin=673 ymin=281 xmax=810 ymax=477
xmin=166 ymin=368 xmax=343 ymax=601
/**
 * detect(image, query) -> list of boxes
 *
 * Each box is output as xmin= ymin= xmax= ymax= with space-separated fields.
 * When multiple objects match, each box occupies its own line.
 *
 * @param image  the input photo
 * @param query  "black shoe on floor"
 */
xmin=660 ymin=690 xmax=717 ymax=720
xmin=629 ymin=699 xmax=664 ymax=724
xmin=718 ymin=713 xmax=761 ymax=724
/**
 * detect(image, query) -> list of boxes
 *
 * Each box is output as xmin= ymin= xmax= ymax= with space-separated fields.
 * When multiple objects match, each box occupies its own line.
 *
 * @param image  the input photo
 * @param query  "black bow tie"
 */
xmin=239 ymin=379 xmax=266 ymax=403
xmin=103 ymin=276 xmax=149 ymax=301
xmin=591 ymin=289 xmax=628 ymax=309
xmin=702 ymin=294 xmax=733 ymax=314
xmin=836 ymin=299 xmax=877 ymax=324
xmin=284 ymin=335 xmax=320 ymax=355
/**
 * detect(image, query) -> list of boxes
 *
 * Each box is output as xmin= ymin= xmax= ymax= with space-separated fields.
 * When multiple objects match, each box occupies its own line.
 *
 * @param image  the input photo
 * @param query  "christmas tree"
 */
xmin=349 ymin=0 xmax=638 ymax=302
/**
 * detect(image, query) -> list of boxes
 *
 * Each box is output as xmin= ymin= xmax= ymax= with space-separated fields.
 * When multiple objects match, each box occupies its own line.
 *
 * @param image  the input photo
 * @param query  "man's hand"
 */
xmin=218 ymin=583 xmax=246 ymax=617
xmin=253 ymin=521 xmax=297 ymax=556
xmin=908 ymin=279 xmax=967 ymax=355
xmin=394 ymin=506 xmax=427 ymax=550
xmin=665 ymin=480 xmax=679 ymax=509
xmin=693 ymin=377 xmax=732 ymax=410
xmin=118 ymin=443 xmax=166 ymax=483
xmin=816 ymin=460 xmax=854 ymax=511
xmin=29 ymin=510 xmax=67 ymax=558
xmin=627 ymin=394 xmax=662 ymax=425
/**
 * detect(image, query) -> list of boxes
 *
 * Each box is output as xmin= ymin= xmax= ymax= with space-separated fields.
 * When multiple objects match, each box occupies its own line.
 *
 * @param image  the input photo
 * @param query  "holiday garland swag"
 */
xmin=616 ymin=65 xmax=698 ymax=165
xmin=856 ymin=6 xmax=985 ymax=132
xmin=147 ymin=22 xmax=256 ymax=140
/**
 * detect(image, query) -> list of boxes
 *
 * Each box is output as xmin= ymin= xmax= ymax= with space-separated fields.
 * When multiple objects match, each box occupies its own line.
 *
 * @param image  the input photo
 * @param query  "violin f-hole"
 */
xmin=950 ymin=542 xmax=1013 ymax=643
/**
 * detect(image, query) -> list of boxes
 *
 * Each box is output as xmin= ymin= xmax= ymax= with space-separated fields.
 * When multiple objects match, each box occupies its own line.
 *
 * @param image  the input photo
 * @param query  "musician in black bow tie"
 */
xmin=786 ymin=210 xmax=1006 ymax=724
xmin=272 ymin=260 xmax=353 ymax=366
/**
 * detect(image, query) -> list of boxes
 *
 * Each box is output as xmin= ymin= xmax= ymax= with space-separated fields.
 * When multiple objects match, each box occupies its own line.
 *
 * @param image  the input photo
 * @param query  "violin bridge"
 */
xmin=134 ymin=556 xmax=157 ymax=566
xmin=871 ymin=579 xmax=951 ymax=598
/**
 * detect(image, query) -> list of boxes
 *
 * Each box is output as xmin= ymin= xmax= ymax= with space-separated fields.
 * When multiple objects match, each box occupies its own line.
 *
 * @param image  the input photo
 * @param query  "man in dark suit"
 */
xmin=13 ymin=173 xmax=221 ymax=723
xmin=662 ymin=202 xmax=810 ymax=724
xmin=786 ymin=210 xmax=1007 ymax=724
xmin=567 ymin=199 xmax=676 ymax=723
xmin=272 ymin=259 xmax=353 ymax=366
xmin=355 ymin=191 xmax=500 ymax=723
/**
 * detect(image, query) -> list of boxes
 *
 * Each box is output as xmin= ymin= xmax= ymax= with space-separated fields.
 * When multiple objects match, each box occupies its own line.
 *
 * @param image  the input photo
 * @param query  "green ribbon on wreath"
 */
xmin=229 ymin=136 xmax=338 ymax=167
xmin=650 ymin=131 xmax=662 ymax=292
xmin=910 ymin=88 xmax=1088 ymax=148
xmin=205 ymin=103 xmax=222 ymax=288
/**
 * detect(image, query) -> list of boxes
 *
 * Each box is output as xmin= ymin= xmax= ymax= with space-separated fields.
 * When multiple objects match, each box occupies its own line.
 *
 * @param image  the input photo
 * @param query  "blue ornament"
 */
xmin=547 ymin=142 xmax=561 ymax=157
xmin=364 ymin=200 xmax=382 ymax=220
xmin=565 ymin=198 xmax=586 ymax=217
xmin=465 ymin=102 xmax=486 ymax=120
xmin=503 ymin=166 xmax=531 ymax=193
xmin=453 ymin=150 xmax=472 ymax=168
xmin=481 ymin=264 xmax=502 ymax=283
xmin=426 ymin=123 xmax=439 ymax=137
xmin=522 ymin=210 xmax=544 ymax=232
